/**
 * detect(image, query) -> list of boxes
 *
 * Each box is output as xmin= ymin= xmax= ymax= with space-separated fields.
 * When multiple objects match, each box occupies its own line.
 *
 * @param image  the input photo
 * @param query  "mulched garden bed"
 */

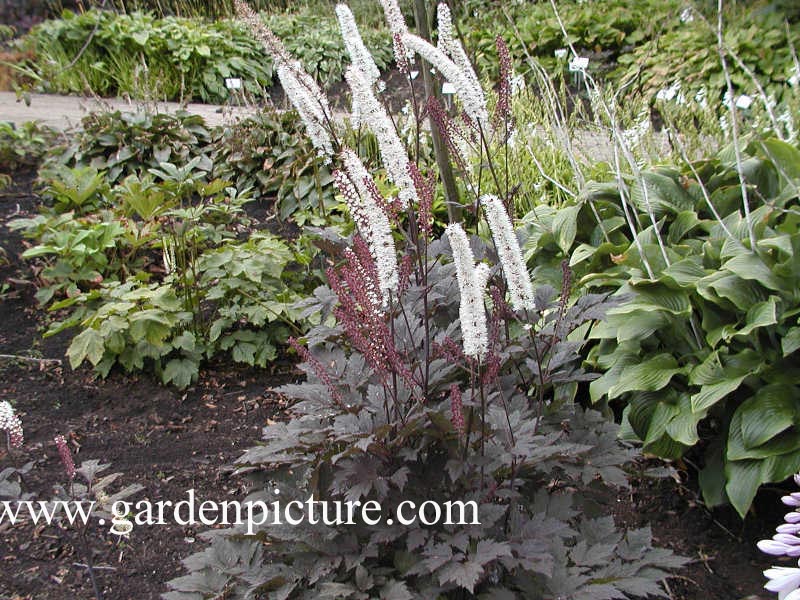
xmin=0 ymin=168 xmax=782 ymax=599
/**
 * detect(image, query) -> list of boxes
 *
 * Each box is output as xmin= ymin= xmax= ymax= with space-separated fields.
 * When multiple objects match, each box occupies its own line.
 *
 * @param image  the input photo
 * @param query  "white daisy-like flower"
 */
xmin=480 ymin=195 xmax=535 ymax=311
xmin=445 ymin=223 xmax=489 ymax=359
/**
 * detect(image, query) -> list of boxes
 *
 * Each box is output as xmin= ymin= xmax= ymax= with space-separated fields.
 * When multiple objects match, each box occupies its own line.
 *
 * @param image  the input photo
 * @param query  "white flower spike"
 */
xmin=445 ymin=223 xmax=489 ymax=359
xmin=480 ymin=195 xmax=535 ymax=311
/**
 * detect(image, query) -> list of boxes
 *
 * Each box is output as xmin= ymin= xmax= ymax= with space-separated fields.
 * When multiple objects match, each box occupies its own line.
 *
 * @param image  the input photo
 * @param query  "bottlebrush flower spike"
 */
xmin=379 ymin=0 xmax=408 ymax=38
xmin=759 ymin=472 xmax=800 ymax=598
xmin=450 ymin=384 xmax=465 ymax=435
xmin=480 ymin=194 xmax=535 ymax=311
xmin=335 ymin=149 xmax=399 ymax=303
xmin=495 ymin=35 xmax=513 ymax=123
xmin=236 ymin=0 xmax=335 ymax=160
xmin=278 ymin=64 xmax=334 ymax=160
xmin=0 ymin=400 xmax=23 ymax=448
xmin=436 ymin=3 xmax=483 ymax=121
xmin=54 ymin=434 xmax=76 ymax=480
xmin=345 ymin=65 xmax=418 ymax=207
xmin=336 ymin=4 xmax=382 ymax=88
xmin=402 ymin=31 xmax=488 ymax=128
xmin=445 ymin=223 xmax=489 ymax=359
xmin=234 ymin=0 xmax=292 ymax=64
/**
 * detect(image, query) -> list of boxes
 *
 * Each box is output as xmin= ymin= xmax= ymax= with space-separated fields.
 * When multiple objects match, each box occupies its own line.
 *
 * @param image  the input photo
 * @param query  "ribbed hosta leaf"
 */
xmin=607 ymin=354 xmax=683 ymax=399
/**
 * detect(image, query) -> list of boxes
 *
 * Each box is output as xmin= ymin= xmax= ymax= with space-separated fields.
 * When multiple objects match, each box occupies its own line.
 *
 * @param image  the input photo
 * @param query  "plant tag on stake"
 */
xmin=735 ymin=94 xmax=753 ymax=110
xmin=442 ymin=82 xmax=456 ymax=95
xmin=568 ymin=56 xmax=589 ymax=72
xmin=225 ymin=78 xmax=242 ymax=90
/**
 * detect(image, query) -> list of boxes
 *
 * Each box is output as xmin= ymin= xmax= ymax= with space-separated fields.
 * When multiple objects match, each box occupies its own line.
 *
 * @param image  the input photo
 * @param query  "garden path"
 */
xmin=0 ymin=91 xmax=640 ymax=163
xmin=0 ymin=91 xmax=252 ymax=129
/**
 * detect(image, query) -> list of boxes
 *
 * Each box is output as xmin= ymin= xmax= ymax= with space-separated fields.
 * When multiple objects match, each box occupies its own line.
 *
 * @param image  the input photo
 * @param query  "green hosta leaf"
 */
xmin=570 ymin=243 xmax=597 ymax=266
xmin=691 ymin=377 xmax=747 ymax=413
xmin=738 ymin=384 xmax=797 ymax=449
xmin=725 ymin=459 xmax=762 ymax=518
xmin=631 ymin=171 xmax=693 ymax=216
xmin=668 ymin=210 xmax=701 ymax=245
xmin=759 ymin=138 xmax=800 ymax=180
xmin=552 ymin=205 xmax=579 ymax=255
xmin=689 ymin=351 xmax=751 ymax=413
xmin=697 ymin=271 xmax=767 ymax=310
xmin=733 ymin=297 xmax=778 ymax=339
xmin=662 ymin=257 xmax=706 ymax=288
xmin=698 ymin=441 xmax=727 ymax=507
xmin=608 ymin=310 xmax=669 ymax=343
xmin=665 ymin=394 xmax=702 ymax=446
xmin=627 ymin=280 xmax=691 ymax=315
xmin=67 ymin=328 xmax=106 ymax=369
xmin=783 ymin=327 xmax=800 ymax=356
xmin=607 ymin=354 xmax=683 ymax=399
xmin=762 ymin=450 xmax=800 ymax=484
xmin=724 ymin=253 xmax=784 ymax=292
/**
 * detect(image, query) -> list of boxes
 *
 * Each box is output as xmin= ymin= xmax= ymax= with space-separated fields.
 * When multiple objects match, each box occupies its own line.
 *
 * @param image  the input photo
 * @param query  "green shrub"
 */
xmin=10 ymin=108 xmax=325 ymax=387
xmin=209 ymin=110 xmax=337 ymax=225
xmin=462 ymin=0 xmax=681 ymax=80
xmin=615 ymin=2 xmax=800 ymax=104
xmin=0 ymin=121 xmax=61 ymax=172
xmin=529 ymin=138 xmax=800 ymax=517
xmin=266 ymin=6 xmax=393 ymax=87
xmin=18 ymin=10 xmax=274 ymax=102
xmin=46 ymin=110 xmax=213 ymax=185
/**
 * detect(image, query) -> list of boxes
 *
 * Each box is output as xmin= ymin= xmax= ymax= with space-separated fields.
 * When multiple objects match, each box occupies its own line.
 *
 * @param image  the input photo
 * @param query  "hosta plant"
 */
xmin=576 ymin=138 xmax=800 ymax=517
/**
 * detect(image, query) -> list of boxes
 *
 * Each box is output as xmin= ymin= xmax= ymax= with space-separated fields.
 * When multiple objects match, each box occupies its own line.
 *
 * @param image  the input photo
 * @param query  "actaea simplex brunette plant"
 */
xmin=164 ymin=2 xmax=686 ymax=598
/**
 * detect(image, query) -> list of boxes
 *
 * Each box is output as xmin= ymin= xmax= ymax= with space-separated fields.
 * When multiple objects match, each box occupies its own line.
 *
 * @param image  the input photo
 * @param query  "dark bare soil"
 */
xmin=0 ymin=170 xmax=294 ymax=599
xmin=0 ymin=168 xmax=782 ymax=600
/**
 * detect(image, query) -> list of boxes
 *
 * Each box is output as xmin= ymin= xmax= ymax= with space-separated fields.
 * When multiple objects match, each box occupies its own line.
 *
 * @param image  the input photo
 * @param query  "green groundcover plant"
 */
xmin=165 ymin=1 xmax=686 ymax=598
xmin=10 ymin=109 xmax=322 ymax=388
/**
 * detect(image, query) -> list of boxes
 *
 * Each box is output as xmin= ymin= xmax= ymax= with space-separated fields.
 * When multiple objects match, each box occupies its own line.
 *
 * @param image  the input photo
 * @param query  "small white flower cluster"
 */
xmin=402 ymin=30 xmax=488 ymax=127
xmin=759 ymin=474 xmax=800 ymax=599
xmin=345 ymin=65 xmax=418 ymax=206
xmin=278 ymin=64 xmax=335 ymax=160
xmin=656 ymin=81 xmax=685 ymax=104
xmin=622 ymin=108 xmax=651 ymax=151
xmin=790 ymin=65 xmax=800 ymax=88
xmin=445 ymin=224 xmax=489 ymax=358
xmin=436 ymin=3 xmax=483 ymax=120
xmin=235 ymin=0 xmax=334 ymax=160
xmin=0 ymin=400 xmax=23 ymax=448
xmin=480 ymin=195 xmax=535 ymax=311
xmin=339 ymin=149 xmax=399 ymax=304
xmin=336 ymin=4 xmax=382 ymax=89
xmin=379 ymin=0 xmax=407 ymax=38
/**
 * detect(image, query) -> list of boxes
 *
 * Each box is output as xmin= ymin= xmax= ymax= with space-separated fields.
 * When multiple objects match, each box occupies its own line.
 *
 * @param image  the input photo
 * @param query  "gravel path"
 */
xmin=1 ymin=91 xmax=648 ymax=163
xmin=0 ymin=91 xmax=253 ymax=129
